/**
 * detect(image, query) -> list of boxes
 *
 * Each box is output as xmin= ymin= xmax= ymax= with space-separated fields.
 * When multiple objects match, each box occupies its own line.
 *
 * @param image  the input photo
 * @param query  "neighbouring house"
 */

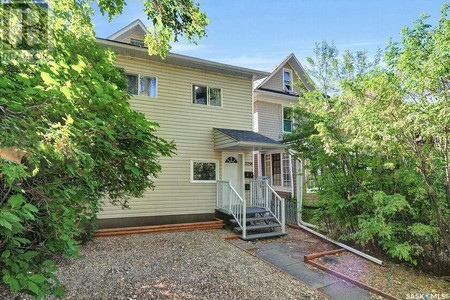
xmin=96 ymin=20 xmax=289 ymax=239
xmin=252 ymin=53 xmax=318 ymax=205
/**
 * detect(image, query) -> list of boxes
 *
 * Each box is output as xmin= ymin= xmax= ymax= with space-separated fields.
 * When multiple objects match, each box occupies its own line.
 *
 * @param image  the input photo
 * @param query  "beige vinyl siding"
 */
xmin=261 ymin=61 xmax=302 ymax=94
xmin=254 ymin=101 xmax=283 ymax=141
xmin=115 ymin=28 xmax=146 ymax=44
xmin=99 ymin=55 xmax=253 ymax=219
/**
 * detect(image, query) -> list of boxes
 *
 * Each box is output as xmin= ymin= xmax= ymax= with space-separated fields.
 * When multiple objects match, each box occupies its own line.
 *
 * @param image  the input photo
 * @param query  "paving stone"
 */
xmin=283 ymin=262 xmax=339 ymax=289
xmin=255 ymin=249 xmax=300 ymax=268
xmin=318 ymin=280 xmax=375 ymax=300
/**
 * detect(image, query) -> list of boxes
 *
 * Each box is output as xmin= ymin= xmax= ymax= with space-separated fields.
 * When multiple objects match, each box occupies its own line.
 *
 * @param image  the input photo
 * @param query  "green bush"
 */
xmin=286 ymin=5 xmax=449 ymax=275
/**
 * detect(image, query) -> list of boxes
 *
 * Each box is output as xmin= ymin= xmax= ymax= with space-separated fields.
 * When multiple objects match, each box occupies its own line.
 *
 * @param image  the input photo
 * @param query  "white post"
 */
xmin=281 ymin=198 xmax=286 ymax=233
xmin=216 ymin=181 xmax=219 ymax=208
xmin=250 ymin=180 xmax=253 ymax=207
xmin=228 ymin=182 xmax=232 ymax=213
xmin=242 ymin=204 xmax=247 ymax=239
xmin=265 ymin=180 xmax=269 ymax=209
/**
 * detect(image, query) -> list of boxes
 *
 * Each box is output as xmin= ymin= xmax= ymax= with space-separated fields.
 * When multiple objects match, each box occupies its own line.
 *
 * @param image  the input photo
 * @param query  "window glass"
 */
xmin=125 ymin=74 xmax=138 ymax=95
xmin=130 ymin=38 xmax=145 ymax=47
xmin=283 ymin=106 xmax=293 ymax=132
xmin=284 ymin=69 xmax=292 ymax=91
xmin=209 ymin=87 xmax=222 ymax=106
xmin=264 ymin=154 xmax=271 ymax=179
xmin=282 ymin=153 xmax=291 ymax=187
xmin=140 ymin=76 xmax=157 ymax=98
xmin=193 ymin=85 xmax=207 ymax=105
xmin=272 ymin=153 xmax=281 ymax=186
xmin=192 ymin=161 xmax=217 ymax=181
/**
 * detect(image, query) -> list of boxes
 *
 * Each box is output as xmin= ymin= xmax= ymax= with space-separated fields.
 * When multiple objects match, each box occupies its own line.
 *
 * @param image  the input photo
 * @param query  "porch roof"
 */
xmin=214 ymin=128 xmax=285 ymax=151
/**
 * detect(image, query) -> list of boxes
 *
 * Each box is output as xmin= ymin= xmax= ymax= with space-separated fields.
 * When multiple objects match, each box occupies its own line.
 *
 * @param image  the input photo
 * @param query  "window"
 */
xmin=263 ymin=152 xmax=291 ymax=188
xmin=125 ymin=73 xmax=157 ymax=98
xmin=130 ymin=38 xmax=145 ymax=47
xmin=209 ymin=87 xmax=222 ymax=106
xmin=191 ymin=160 xmax=218 ymax=182
xmin=125 ymin=74 xmax=138 ymax=95
xmin=272 ymin=153 xmax=281 ymax=186
xmin=225 ymin=156 xmax=238 ymax=163
xmin=283 ymin=68 xmax=293 ymax=92
xmin=139 ymin=76 xmax=157 ymax=98
xmin=192 ymin=85 xmax=222 ymax=106
xmin=283 ymin=106 xmax=293 ymax=132
xmin=282 ymin=153 xmax=290 ymax=187
xmin=193 ymin=85 xmax=207 ymax=105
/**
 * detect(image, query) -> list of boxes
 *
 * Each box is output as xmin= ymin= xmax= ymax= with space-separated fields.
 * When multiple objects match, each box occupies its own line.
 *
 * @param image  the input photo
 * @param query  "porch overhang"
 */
xmin=214 ymin=128 xmax=285 ymax=151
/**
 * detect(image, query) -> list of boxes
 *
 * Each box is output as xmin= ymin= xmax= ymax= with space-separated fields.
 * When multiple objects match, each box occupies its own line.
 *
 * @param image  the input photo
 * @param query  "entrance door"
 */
xmin=222 ymin=153 xmax=244 ymax=198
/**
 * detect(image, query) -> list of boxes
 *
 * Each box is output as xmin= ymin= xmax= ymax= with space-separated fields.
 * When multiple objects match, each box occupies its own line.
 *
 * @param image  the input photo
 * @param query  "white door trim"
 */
xmin=221 ymin=152 xmax=245 ymax=200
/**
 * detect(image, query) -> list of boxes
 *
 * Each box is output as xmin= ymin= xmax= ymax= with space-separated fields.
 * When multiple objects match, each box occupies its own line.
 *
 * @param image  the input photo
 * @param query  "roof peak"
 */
xmin=107 ymin=19 xmax=149 ymax=40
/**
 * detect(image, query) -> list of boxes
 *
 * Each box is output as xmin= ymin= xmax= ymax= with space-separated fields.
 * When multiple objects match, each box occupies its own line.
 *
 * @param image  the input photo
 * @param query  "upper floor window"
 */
xmin=192 ymin=85 xmax=222 ymax=106
xmin=283 ymin=68 xmax=293 ymax=92
xmin=125 ymin=73 xmax=157 ymax=98
xmin=130 ymin=38 xmax=145 ymax=47
xmin=283 ymin=106 xmax=293 ymax=132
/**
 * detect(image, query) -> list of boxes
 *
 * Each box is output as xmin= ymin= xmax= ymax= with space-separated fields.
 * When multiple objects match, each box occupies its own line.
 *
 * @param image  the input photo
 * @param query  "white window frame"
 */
xmin=130 ymin=38 xmax=145 ymax=47
xmin=192 ymin=84 xmax=223 ymax=107
xmin=125 ymin=73 xmax=158 ymax=98
xmin=263 ymin=151 xmax=292 ymax=190
xmin=190 ymin=159 xmax=219 ymax=183
xmin=282 ymin=105 xmax=294 ymax=133
xmin=282 ymin=68 xmax=293 ymax=92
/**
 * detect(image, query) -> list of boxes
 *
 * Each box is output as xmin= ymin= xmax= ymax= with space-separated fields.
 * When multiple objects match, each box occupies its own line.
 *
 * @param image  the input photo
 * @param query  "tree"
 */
xmin=0 ymin=0 xmax=207 ymax=297
xmin=286 ymin=5 xmax=449 ymax=275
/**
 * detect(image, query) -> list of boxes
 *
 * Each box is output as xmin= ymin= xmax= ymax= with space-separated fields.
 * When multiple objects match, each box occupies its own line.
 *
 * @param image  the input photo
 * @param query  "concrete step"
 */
xmin=241 ymin=231 xmax=287 ymax=241
xmin=234 ymin=223 xmax=281 ymax=232
xmin=229 ymin=216 xmax=276 ymax=224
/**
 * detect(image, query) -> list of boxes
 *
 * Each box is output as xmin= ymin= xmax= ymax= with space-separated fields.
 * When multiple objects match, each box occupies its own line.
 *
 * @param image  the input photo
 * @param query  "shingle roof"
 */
xmin=214 ymin=128 xmax=281 ymax=145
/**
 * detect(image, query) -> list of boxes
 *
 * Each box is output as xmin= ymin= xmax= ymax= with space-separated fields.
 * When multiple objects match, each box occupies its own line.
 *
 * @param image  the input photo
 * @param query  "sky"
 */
xmin=92 ymin=0 xmax=445 ymax=71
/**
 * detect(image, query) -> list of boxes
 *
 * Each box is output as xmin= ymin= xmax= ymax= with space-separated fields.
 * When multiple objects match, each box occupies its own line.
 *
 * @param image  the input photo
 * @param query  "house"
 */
xmin=96 ymin=20 xmax=288 ymax=239
xmin=252 ymin=53 xmax=318 ymax=205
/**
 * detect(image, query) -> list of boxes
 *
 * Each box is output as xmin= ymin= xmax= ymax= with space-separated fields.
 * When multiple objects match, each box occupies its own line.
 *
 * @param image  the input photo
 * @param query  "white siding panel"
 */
xmin=255 ymin=101 xmax=283 ymax=141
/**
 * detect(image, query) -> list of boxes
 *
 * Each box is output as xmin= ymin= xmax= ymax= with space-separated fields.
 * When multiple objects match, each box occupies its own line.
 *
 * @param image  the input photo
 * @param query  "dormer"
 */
xmin=107 ymin=19 xmax=148 ymax=46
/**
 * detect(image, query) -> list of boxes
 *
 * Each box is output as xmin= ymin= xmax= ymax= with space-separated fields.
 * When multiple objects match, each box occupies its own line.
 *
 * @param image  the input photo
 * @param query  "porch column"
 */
xmin=257 ymin=150 xmax=262 ymax=178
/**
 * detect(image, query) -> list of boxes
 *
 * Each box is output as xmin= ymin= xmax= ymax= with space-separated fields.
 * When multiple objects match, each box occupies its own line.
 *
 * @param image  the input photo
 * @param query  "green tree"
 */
xmin=0 ymin=0 xmax=208 ymax=297
xmin=286 ymin=5 xmax=449 ymax=275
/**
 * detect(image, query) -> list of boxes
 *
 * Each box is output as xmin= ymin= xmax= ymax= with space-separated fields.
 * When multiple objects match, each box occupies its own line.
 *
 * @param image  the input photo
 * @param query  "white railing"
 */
xmin=217 ymin=180 xmax=247 ymax=238
xmin=250 ymin=179 xmax=286 ymax=234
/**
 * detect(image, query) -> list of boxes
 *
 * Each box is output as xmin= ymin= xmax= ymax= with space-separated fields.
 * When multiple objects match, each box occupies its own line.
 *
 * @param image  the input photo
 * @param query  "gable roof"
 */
xmin=254 ymin=53 xmax=315 ymax=92
xmin=107 ymin=19 xmax=148 ymax=40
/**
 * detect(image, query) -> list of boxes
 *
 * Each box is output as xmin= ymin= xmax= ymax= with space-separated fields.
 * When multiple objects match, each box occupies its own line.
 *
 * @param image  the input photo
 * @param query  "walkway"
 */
xmin=232 ymin=239 xmax=377 ymax=300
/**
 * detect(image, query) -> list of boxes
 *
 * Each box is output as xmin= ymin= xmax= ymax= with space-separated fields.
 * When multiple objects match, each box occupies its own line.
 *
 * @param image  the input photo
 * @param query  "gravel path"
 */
xmin=2 ymin=229 xmax=327 ymax=299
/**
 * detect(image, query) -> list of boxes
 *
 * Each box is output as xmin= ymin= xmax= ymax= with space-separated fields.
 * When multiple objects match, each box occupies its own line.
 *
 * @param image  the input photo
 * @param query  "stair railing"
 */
xmin=217 ymin=180 xmax=247 ymax=238
xmin=250 ymin=179 xmax=286 ymax=234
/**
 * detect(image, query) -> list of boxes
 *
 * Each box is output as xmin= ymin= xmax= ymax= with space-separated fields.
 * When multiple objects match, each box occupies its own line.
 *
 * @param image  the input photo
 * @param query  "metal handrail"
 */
xmin=216 ymin=180 xmax=247 ymax=238
xmin=250 ymin=179 xmax=286 ymax=234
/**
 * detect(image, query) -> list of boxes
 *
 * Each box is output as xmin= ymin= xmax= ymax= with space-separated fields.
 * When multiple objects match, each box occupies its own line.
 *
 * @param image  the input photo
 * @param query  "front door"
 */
xmin=222 ymin=153 xmax=244 ymax=198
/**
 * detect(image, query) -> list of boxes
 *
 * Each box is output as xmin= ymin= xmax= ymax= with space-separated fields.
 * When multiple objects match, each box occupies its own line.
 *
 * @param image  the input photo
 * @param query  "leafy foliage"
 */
xmin=0 ymin=0 xmax=208 ymax=297
xmin=286 ymin=5 xmax=449 ymax=275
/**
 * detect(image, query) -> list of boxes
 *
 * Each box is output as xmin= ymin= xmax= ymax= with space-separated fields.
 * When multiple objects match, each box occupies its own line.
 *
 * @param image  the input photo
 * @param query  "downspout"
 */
xmin=294 ymin=158 xmax=383 ymax=265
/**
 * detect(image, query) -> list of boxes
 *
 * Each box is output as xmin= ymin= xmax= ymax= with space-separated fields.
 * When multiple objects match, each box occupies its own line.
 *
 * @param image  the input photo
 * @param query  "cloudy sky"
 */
xmin=92 ymin=0 xmax=444 ymax=71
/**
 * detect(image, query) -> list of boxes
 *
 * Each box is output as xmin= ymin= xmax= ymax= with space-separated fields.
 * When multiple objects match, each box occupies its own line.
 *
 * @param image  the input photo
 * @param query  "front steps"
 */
xmin=216 ymin=206 xmax=286 ymax=240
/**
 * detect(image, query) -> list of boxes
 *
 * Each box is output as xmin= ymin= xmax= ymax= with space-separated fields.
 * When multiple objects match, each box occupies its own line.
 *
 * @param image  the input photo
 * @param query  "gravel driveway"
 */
xmin=2 ymin=229 xmax=327 ymax=299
